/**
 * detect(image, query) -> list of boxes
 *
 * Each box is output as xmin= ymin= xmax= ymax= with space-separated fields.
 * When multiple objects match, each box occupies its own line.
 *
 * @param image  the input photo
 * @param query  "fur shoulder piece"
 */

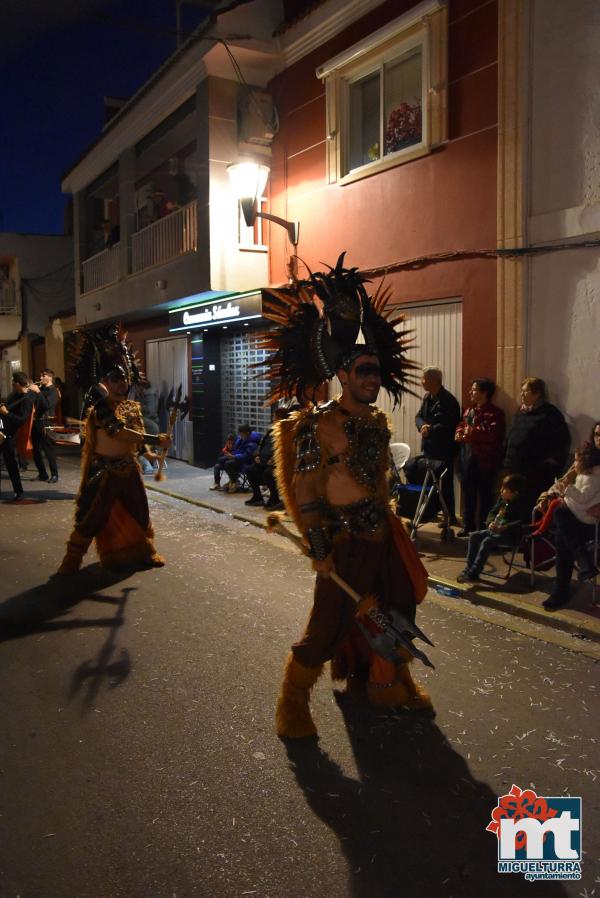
xmin=273 ymin=406 xmax=318 ymax=530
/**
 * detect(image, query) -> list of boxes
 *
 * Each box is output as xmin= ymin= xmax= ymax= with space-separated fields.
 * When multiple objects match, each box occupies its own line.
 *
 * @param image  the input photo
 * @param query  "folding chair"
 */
xmin=525 ymin=513 xmax=599 ymax=606
xmin=478 ymin=523 xmax=527 ymax=582
xmin=396 ymin=458 xmax=455 ymax=543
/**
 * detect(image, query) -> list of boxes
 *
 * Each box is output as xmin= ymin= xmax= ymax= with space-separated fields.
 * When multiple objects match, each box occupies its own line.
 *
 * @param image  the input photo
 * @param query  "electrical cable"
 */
xmin=216 ymin=38 xmax=279 ymax=134
xmin=358 ymin=240 xmax=600 ymax=278
xmin=84 ymin=9 xmax=278 ymax=135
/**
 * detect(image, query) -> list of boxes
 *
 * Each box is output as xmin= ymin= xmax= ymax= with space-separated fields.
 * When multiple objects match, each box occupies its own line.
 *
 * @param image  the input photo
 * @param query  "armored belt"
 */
xmin=89 ymin=454 xmax=139 ymax=477
xmin=303 ymin=497 xmax=387 ymax=560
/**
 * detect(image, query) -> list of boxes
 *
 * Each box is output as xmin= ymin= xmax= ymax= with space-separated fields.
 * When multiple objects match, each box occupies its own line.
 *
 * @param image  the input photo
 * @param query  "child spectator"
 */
xmin=210 ymin=433 xmax=236 ymax=490
xmin=210 ymin=426 xmax=260 ymax=492
xmin=457 ymin=474 xmax=528 ymax=583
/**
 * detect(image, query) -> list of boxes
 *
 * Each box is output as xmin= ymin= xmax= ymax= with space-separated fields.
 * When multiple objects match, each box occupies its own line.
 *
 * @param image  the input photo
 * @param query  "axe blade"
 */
xmin=354 ymin=621 xmax=399 ymax=665
xmin=179 ymin=395 xmax=190 ymax=421
xmin=166 ymin=387 xmax=175 ymax=411
xmin=387 ymin=608 xmax=435 ymax=647
xmin=365 ymin=605 xmax=435 ymax=649
xmin=175 ymin=384 xmax=182 ymax=406
xmin=393 ymin=630 xmax=436 ymax=669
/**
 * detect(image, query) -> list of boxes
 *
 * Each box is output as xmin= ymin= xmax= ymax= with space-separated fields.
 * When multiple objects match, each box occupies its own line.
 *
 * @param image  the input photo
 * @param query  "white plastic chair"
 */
xmin=390 ymin=442 xmax=411 ymax=472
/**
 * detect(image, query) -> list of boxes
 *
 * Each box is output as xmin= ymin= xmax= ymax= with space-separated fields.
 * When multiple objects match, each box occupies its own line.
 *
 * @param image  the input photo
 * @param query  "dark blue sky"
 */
xmin=1 ymin=1 xmax=208 ymax=235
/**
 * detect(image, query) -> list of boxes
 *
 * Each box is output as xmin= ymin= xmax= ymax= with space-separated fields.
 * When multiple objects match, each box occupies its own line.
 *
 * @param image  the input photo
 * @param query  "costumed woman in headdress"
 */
xmin=57 ymin=325 xmax=171 ymax=575
xmin=263 ymin=254 xmax=434 ymax=739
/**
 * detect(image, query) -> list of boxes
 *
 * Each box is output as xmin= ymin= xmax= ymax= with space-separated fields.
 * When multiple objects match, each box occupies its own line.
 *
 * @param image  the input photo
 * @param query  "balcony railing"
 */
xmin=131 ymin=200 xmax=197 ymax=274
xmin=0 ymin=280 xmax=19 ymax=315
xmin=81 ymin=244 xmax=120 ymax=294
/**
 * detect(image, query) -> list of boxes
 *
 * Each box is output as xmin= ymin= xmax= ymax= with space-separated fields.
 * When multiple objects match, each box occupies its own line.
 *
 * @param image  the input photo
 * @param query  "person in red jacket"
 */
xmin=455 ymin=378 xmax=505 ymax=537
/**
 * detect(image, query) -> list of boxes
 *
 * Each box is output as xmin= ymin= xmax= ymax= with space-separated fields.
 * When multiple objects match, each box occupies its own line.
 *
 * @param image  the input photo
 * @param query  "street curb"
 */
xmin=145 ymin=482 xmax=268 ymax=531
xmin=428 ymin=576 xmax=600 ymax=646
xmin=146 ymin=482 xmax=600 ymax=647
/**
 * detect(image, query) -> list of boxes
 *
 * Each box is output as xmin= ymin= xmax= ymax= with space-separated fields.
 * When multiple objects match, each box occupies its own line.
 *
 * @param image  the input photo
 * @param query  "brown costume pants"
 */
xmin=74 ymin=455 xmax=150 ymax=539
xmin=292 ymin=526 xmax=416 ymax=669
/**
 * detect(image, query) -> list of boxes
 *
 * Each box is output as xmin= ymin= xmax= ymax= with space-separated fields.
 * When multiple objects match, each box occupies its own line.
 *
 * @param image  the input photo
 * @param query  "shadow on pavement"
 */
xmin=69 ymin=585 xmax=134 ymax=713
xmin=24 ymin=488 xmax=76 ymax=501
xmin=285 ymin=692 xmax=571 ymax=898
xmin=0 ymin=566 xmax=131 ymax=643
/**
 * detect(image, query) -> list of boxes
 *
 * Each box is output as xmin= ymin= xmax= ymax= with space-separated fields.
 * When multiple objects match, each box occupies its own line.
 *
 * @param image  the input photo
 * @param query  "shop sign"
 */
xmin=169 ymin=293 xmax=262 ymax=332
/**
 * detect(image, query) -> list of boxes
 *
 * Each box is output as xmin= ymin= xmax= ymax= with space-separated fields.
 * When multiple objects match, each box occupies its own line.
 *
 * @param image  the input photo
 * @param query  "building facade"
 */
xmin=61 ymin=1 xmax=283 ymax=466
xmin=524 ymin=0 xmax=600 ymax=449
xmin=0 ymin=233 xmax=74 ymax=400
xmin=266 ymin=0 xmax=499 ymax=450
xmin=60 ymin=0 xmax=598 ymax=467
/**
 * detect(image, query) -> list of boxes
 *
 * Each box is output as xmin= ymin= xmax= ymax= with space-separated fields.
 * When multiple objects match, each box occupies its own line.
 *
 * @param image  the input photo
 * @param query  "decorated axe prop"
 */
xmin=266 ymin=513 xmax=435 ymax=669
xmin=154 ymin=385 xmax=190 ymax=482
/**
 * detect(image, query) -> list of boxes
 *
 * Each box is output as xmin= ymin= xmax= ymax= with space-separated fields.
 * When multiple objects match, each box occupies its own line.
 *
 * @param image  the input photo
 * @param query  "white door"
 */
xmin=378 ymin=299 xmax=463 ymax=455
xmin=145 ymin=336 xmax=192 ymax=462
xmin=330 ymin=298 xmax=463 ymax=457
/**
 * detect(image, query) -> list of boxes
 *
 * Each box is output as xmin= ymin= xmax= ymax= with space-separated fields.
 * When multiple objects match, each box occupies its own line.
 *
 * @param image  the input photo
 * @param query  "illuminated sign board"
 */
xmin=169 ymin=293 xmax=262 ymax=332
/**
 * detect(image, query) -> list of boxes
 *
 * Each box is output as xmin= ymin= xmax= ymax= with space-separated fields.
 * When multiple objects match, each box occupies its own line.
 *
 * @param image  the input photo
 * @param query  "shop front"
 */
xmin=168 ymin=290 xmax=272 ymax=468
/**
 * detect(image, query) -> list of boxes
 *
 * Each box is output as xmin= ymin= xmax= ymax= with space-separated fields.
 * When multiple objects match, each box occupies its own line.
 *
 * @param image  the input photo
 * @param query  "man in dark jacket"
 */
xmin=245 ymin=408 xmax=288 ymax=509
xmin=503 ymin=376 xmax=570 ymax=506
xmin=0 ymin=372 xmax=35 ymax=500
xmin=30 ymin=368 xmax=60 ymax=483
xmin=405 ymin=366 xmax=461 ymax=523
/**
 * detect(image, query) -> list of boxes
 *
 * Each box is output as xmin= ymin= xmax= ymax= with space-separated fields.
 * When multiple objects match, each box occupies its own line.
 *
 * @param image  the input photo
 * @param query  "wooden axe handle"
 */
xmin=153 ymin=409 xmax=177 ymax=481
xmin=266 ymin=513 xmax=361 ymax=607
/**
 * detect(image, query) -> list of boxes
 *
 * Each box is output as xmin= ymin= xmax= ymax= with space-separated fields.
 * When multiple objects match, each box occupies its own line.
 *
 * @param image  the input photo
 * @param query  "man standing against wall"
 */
xmin=406 ymin=366 xmax=461 ymax=525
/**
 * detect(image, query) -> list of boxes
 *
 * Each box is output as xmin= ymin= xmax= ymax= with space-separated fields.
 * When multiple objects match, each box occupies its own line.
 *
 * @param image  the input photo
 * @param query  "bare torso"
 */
xmin=93 ymin=399 xmax=144 ymax=458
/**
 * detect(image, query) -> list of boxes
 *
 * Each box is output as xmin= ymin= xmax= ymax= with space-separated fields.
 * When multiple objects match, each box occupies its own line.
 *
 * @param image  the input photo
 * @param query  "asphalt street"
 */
xmin=0 ymin=475 xmax=598 ymax=898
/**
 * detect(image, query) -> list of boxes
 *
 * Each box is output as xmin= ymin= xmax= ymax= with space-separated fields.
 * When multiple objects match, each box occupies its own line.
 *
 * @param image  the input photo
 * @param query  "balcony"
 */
xmin=0 ymin=281 xmax=21 ymax=341
xmin=81 ymin=244 xmax=120 ymax=295
xmin=131 ymin=200 xmax=197 ymax=275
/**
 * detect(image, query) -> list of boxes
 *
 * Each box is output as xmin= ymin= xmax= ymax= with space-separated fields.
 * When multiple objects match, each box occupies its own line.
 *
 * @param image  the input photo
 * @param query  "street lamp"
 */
xmin=227 ymin=162 xmax=300 ymax=247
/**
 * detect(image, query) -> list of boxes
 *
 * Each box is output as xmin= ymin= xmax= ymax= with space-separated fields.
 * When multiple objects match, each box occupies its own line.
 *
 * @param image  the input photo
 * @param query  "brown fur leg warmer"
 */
xmin=275 ymin=653 xmax=322 ymax=739
xmin=57 ymin=530 xmax=92 ymax=575
xmin=396 ymin=660 xmax=433 ymax=710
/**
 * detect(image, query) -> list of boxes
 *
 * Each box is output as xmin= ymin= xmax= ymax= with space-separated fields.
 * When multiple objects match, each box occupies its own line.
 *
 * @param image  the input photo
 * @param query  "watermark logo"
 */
xmin=487 ymin=784 xmax=582 ymax=881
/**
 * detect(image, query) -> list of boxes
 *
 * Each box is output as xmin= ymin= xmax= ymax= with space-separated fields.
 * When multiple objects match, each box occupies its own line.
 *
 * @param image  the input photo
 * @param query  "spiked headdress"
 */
xmin=259 ymin=253 xmax=416 ymax=406
xmin=71 ymin=323 xmax=146 ymax=392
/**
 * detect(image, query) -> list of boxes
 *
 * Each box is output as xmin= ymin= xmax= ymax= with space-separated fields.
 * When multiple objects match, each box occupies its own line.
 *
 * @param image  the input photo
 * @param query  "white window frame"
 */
xmin=318 ymin=0 xmax=447 ymax=186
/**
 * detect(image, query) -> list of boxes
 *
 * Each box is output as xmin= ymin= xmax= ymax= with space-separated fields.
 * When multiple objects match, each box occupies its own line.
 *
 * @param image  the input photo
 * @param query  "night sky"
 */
xmin=1 ymin=1 xmax=209 ymax=236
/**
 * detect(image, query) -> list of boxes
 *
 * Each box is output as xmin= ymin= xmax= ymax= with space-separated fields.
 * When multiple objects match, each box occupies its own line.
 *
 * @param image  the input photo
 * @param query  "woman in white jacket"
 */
xmin=543 ymin=422 xmax=600 ymax=610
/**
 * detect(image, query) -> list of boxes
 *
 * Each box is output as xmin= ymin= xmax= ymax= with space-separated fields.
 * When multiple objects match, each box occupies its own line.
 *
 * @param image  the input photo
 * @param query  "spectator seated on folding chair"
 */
xmin=211 ymin=426 xmax=260 ymax=492
xmin=541 ymin=507 xmax=600 ymax=610
xmin=236 ymin=430 xmax=263 ymax=492
xmin=457 ymin=474 xmax=529 ymax=583
xmin=476 ymin=504 xmax=558 ymax=584
xmin=474 ymin=522 xmax=528 ymax=582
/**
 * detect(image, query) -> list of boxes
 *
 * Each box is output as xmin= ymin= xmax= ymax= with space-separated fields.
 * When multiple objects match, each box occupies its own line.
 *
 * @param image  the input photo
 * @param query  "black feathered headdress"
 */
xmin=259 ymin=253 xmax=416 ymax=406
xmin=71 ymin=323 xmax=146 ymax=392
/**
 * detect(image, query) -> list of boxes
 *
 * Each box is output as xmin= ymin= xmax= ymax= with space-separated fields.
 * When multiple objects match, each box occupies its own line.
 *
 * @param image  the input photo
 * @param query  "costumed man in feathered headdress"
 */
xmin=57 ymin=325 xmax=171 ymax=575
xmin=263 ymin=254 xmax=434 ymax=739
